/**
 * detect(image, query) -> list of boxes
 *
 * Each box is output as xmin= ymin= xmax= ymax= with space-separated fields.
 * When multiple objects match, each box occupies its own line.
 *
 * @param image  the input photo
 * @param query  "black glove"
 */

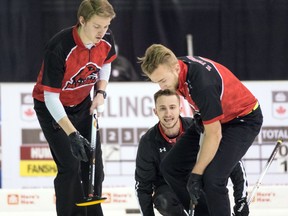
xmin=193 ymin=112 xmax=204 ymax=134
xmin=186 ymin=173 xmax=203 ymax=205
xmin=68 ymin=131 xmax=91 ymax=162
xmin=233 ymin=198 xmax=249 ymax=216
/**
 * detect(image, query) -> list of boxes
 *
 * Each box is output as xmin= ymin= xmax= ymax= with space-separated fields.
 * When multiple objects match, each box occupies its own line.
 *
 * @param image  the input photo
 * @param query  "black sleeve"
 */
xmin=187 ymin=63 xmax=223 ymax=122
xmin=230 ymin=160 xmax=248 ymax=203
xmin=135 ymin=135 xmax=157 ymax=216
xmin=42 ymin=47 xmax=66 ymax=89
xmin=103 ymin=29 xmax=117 ymax=63
xmin=42 ymin=28 xmax=73 ymax=89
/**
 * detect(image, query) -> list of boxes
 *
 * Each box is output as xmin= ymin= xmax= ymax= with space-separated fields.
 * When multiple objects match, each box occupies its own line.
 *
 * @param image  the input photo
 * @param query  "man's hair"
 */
xmin=138 ymin=44 xmax=178 ymax=76
xmin=77 ymin=0 xmax=116 ymax=22
xmin=154 ymin=89 xmax=180 ymax=105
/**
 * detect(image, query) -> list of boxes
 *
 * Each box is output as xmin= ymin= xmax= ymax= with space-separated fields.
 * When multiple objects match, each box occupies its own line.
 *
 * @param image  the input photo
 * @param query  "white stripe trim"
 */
xmin=239 ymin=160 xmax=248 ymax=198
xmin=65 ymin=45 xmax=77 ymax=61
xmin=135 ymin=181 xmax=145 ymax=216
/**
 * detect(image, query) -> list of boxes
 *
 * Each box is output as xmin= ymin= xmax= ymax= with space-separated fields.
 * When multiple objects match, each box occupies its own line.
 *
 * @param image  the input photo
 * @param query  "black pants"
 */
xmin=161 ymin=107 xmax=263 ymax=216
xmin=153 ymin=184 xmax=186 ymax=216
xmin=153 ymin=184 xmax=209 ymax=216
xmin=34 ymin=96 xmax=104 ymax=216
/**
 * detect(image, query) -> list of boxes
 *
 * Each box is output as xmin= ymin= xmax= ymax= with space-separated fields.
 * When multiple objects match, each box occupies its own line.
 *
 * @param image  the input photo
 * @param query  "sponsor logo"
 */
xmin=21 ymin=145 xmax=52 ymax=160
xmin=7 ymin=194 xmax=19 ymax=205
xmin=101 ymin=192 xmax=132 ymax=203
xmin=20 ymin=93 xmax=37 ymax=121
xmin=102 ymin=193 xmax=111 ymax=203
xmin=272 ymin=91 xmax=288 ymax=119
xmin=7 ymin=193 xmax=40 ymax=205
xmin=249 ymin=192 xmax=276 ymax=203
xmin=20 ymin=160 xmax=57 ymax=176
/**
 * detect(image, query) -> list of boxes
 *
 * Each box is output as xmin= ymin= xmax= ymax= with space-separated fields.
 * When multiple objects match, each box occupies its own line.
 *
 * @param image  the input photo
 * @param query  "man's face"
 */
xmin=148 ymin=64 xmax=179 ymax=91
xmin=154 ymin=95 xmax=181 ymax=129
xmin=80 ymin=15 xmax=111 ymax=44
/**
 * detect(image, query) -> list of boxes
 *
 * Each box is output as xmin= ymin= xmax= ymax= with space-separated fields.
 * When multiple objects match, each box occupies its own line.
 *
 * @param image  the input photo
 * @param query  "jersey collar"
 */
xmin=158 ymin=118 xmax=184 ymax=145
xmin=177 ymin=59 xmax=188 ymax=95
xmin=73 ymin=25 xmax=89 ymax=48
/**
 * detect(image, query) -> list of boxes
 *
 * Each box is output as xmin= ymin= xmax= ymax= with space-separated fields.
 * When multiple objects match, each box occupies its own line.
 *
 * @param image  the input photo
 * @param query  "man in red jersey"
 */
xmin=135 ymin=89 xmax=250 ymax=216
xmin=138 ymin=44 xmax=263 ymax=216
xmin=32 ymin=1 xmax=116 ymax=215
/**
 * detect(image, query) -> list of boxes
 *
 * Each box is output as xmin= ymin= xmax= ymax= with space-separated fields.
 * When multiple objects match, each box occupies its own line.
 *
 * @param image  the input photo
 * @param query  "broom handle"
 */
xmin=88 ymin=87 xmax=98 ymax=196
xmin=247 ymin=139 xmax=283 ymax=205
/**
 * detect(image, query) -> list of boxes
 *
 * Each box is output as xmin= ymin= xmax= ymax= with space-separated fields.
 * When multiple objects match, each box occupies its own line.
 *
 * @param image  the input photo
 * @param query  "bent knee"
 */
xmin=154 ymin=192 xmax=184 ymax=215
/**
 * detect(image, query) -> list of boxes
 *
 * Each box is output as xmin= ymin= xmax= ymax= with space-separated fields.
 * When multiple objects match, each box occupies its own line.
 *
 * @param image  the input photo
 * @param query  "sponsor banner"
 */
xmin=246 ymin=186 xmax=288 ymax=208
xmin=21 ymin=145 xmax=52 ymax=160
xmin=0 ymin=186 xmax=288 ymax=212
xmin=20 ymin=160 xmax=57 ymax=176
xmin=0 ymin=188 xmax=55 ymax=212
xmin=102 ymin=189 xmax=136 ymax=206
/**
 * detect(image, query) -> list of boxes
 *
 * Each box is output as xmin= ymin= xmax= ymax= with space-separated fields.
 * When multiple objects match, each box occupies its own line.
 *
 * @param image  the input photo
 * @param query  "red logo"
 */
xmin=24 ymin=108 xmax=35 ymax=116
xmin=276 ymin=106 xmax=286 ymax=115
xmin=7 ymin=194 xmax=19 ymax=205
xmin=64 ymin=63 xmax=99 ymax=90
xmin=272 ymin=91 xmax=288 ymax=119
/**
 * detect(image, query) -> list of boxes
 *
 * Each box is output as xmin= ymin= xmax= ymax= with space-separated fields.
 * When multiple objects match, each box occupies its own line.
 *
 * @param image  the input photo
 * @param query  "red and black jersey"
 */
xmin=32 ymin=25 xmax=117 ymax=106
xmin=177 ymin=56 xmax=257 ymax=124
xmin=135 ymin=116 xmax=248 ymax=215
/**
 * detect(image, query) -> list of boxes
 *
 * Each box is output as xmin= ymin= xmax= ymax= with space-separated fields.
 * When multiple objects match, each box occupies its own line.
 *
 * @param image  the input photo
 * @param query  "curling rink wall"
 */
xmin=0 ymin=82 xmax=288 ymax=215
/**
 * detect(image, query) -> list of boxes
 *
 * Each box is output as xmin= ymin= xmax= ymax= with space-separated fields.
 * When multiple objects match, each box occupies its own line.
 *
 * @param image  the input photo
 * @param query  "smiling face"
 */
xmin=78 ymin=15 xmax=111 ymax=45
xmin=149 ymin=63 xmax=180 ymax=91
xmin=154 ymin=94 xmax=181 ymax=130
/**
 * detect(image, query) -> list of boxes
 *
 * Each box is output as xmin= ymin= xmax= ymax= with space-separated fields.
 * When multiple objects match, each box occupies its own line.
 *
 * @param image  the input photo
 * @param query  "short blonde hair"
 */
xmin=77 ymin=0 xmax=116 ymax=22
xmin=138 ymin=44 xmax=178 ymax=76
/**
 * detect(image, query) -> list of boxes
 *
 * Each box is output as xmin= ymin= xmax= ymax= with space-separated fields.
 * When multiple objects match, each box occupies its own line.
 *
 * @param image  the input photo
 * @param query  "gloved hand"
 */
xmin=186 ymin=173 xmax=203 ymax=205
xmin=233 ymin=198 xmax=249 ymax=216
xmin=68 ymin=131 xmax=91 ymax=162
xmin=193 ymin=112 xmax=204 ymax=134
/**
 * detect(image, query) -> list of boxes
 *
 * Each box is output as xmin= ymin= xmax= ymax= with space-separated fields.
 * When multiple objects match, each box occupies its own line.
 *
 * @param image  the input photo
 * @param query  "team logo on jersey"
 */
xmin=272 ymin=91 xmax=288 ymax=119
xmin=159 ymin=147 xmax=166 ymax=153
xmin=64 ymin=63 xmax=99 ymax=90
